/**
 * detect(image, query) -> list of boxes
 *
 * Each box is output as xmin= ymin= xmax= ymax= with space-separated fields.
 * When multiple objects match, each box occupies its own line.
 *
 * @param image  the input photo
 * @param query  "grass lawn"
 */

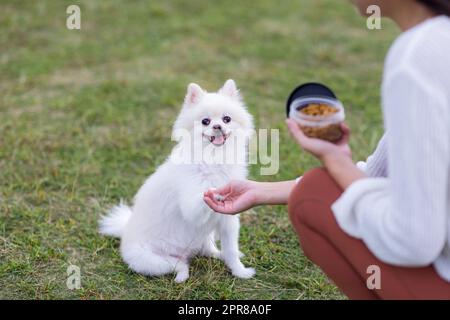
xmin=1 ymin=0 xmax=398 ymax=299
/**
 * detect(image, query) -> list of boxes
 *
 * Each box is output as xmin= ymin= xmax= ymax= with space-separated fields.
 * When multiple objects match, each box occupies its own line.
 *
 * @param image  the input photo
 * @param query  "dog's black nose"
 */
xmin=213 ymin=124 xmax=222 ymax=130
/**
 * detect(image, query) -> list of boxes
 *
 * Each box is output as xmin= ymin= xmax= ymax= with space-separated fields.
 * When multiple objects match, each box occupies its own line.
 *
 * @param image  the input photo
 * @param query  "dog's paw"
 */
xmin=232 ymin=267 xmax=256 ymax=279
xmin=175 ymin=271 xmax=189 ymax=283
xmin=203 ymin=247 xmax=221 ymax=259
xmin=210 ymin=249 xmax=221 ymax=259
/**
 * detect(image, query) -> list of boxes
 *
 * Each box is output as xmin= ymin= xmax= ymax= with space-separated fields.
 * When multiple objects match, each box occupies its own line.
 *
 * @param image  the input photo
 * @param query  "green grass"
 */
xmin=0 ymin=0 xmax=398 ymax=299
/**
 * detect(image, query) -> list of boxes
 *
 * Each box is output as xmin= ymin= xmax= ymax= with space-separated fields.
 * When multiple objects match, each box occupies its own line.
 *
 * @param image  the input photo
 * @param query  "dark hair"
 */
xmin=416 ymin=0 xmax=450 ymax=17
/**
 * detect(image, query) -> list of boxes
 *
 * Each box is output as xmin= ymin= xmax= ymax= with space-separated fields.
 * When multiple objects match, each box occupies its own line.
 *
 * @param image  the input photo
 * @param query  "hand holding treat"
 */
xmin=203 ymin=181 xmax=260 ymax=215
xmin=286 ymin=83 xmax=345 ymax=143
xmin=286 ymin=118 xmax=352 ymax=160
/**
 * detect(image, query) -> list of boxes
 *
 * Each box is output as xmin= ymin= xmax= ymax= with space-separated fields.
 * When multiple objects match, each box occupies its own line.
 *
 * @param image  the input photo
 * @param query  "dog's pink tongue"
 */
xmin=212 ymin=134 xmax=225 ymax=145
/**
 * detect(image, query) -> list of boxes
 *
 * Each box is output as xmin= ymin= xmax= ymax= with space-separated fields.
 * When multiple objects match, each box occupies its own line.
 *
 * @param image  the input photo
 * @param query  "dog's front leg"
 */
xmin=179 ymin=191 xmax=213 ymax=225
xmin=219 ymin=216 xmax=255 ymax=279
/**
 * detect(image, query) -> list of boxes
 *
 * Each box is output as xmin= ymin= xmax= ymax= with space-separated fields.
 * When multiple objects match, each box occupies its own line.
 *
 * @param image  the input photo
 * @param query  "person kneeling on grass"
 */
xmin=204 ymin=0 xmax=450 ymax=300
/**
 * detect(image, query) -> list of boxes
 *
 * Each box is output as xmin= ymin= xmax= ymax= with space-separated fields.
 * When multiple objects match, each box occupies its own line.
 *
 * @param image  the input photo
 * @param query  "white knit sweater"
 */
xmin=332 ymin=15 xmax=450 ymax=282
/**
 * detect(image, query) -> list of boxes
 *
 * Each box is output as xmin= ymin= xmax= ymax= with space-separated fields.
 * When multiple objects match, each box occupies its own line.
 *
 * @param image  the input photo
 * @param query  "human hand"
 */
xmin=203 ymin=180 xmax=259 ymax=215
xmin=285 ymin=119 xmax=352 ymax=163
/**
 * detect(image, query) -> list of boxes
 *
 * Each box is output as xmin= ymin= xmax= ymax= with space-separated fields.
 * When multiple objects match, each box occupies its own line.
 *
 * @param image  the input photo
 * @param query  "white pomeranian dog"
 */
xmin=99 ymin=79 xmax=255 ymax=282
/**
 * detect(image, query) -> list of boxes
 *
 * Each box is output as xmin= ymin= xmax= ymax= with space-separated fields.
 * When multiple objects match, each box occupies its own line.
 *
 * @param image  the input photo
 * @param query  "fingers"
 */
xmin=287 ymin=118 xmax=351 ymax=147
xmin=286 ymin=119 xmax=304 ymax=144
xmin=207 ymin=183 xmax=231 ymax=196
xmin=286 ymin=119 xmax=302 ymax=139
xmin=203 ymin=183 xmax=232 ymax=209
xmin=204 ymin=190 xmax=223 ymax=204
xmin=204 ymin=189 xmax=215 ymax=199
xmin=203 ymin=195 xmax=234 ymax=215
xmin=286 ymin=119 xmax=316 ymax=149
xmin=203 ymin=194 xmax=222 ymax=210
xmin=340 ymin=122 xmax=350 ymax=134
xmin=337 ymin=122 xmax=351 ymax=145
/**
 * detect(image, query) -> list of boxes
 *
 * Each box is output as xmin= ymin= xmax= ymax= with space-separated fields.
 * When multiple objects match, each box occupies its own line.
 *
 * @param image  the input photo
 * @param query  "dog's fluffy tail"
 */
xmin=98 ymin=201 xmax=133 ymax=238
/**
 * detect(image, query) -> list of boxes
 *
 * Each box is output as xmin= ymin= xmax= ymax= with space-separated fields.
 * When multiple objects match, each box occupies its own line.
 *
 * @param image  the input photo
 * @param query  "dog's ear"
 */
xmin=185 ymin=83 xmax=205 ymax=106
xmin=219 ymin=79 xmax=240 ymax=99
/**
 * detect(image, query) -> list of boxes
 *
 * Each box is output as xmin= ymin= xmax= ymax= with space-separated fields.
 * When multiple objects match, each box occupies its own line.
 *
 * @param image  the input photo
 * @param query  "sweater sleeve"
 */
xmin=332 ymin=68 xmax=448 ymax=266
xmin=356 ymin=133 xmax=388 ymax=177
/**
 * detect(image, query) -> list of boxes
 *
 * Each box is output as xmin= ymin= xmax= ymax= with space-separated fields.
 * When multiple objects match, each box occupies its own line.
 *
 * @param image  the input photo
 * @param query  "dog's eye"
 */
xmin=222 ymin=116 xmax=231 ymax=124
xmin=201 ymin=118 xmax=210 ymax=126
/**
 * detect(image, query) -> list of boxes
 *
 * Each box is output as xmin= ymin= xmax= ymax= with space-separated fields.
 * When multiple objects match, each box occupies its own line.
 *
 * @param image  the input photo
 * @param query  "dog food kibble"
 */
xmin=214 ymin=194 xmax=225 ymax=202
xmin=299 ymin=103 xmax=339 ymax=116
xmin=297 ymin=103 xmax=343 ymax=142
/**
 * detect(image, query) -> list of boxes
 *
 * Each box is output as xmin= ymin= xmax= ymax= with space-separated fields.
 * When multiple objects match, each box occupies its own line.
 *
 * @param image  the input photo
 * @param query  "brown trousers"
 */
xmin=288 ymin=168 xmax=450 ymax=300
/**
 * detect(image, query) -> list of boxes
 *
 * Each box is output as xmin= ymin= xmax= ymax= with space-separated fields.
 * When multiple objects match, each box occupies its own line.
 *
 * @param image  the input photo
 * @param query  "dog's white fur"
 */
xmin=99 ymin=79 xmax=255 ymax=282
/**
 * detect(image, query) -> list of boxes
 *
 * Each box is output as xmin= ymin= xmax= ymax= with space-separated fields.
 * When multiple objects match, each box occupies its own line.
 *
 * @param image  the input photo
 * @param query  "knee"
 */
xmin=288 ymin=167 xmax=339 ymax=229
